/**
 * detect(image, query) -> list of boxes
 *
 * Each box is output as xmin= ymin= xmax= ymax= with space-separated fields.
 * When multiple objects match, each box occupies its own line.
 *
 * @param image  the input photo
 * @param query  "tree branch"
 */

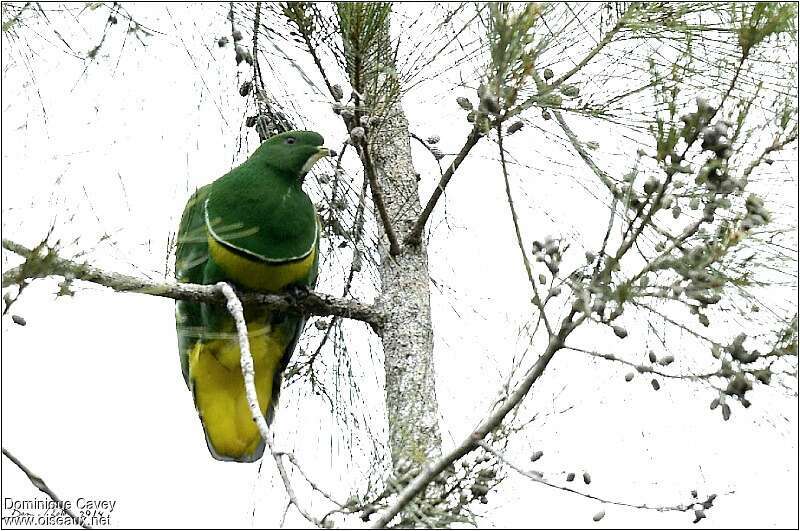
xmin=406 ymin=126 xmax=482 ymax=246
xmin=2 ymin=239 xmax=384 ymax=330
xmin=217 ymin=283 xmax=322 ymax=527
xmin=2 ymin=447 xmax=90 ymax=529
xmin=359 ymin=142 xmax=402 ymax=256
xmin=369 ymin=310 xmax=582 ymax=528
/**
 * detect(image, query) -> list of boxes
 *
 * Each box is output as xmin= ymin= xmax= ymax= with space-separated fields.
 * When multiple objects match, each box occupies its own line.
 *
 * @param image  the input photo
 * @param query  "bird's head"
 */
xmin=253 ymin=130 xmax=333 ymax=179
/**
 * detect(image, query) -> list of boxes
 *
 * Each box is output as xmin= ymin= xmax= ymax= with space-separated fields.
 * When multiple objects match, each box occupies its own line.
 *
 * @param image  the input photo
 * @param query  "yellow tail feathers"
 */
xmin=188 ymin=323 xmax=286 ymax=461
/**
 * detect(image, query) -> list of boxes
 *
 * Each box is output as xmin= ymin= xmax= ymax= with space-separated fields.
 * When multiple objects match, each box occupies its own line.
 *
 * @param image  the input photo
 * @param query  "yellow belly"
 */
xmin=188 ymin=322 xmax=287 ymax=460
xmin=207 ymin=234 xmax=316 ymax=292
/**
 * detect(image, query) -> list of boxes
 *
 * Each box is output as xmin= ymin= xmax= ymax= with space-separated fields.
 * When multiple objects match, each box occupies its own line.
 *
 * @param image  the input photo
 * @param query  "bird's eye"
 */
xmin=285 ymin=137 xmax=296 ymax=145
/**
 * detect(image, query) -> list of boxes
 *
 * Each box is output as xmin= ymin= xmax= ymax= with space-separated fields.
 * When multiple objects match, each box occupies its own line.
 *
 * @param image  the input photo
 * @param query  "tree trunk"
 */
xmin=369 ymin=106 xmax=442 ymax=467
xmin=363 ymin=16 xmax=442 ymax=469
xmin=337 ymin=2 xmax=441 ymax=471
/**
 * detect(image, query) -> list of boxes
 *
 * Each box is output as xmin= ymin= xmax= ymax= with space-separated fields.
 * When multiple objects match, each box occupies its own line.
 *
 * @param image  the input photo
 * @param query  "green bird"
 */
xmin=174 ymin=130 xmax=330 ymax=462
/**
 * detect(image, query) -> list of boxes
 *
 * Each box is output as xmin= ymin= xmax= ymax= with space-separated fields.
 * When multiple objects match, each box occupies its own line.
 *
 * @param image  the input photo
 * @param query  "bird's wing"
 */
xmin=175 ymin=184 xmax=211 ymax=385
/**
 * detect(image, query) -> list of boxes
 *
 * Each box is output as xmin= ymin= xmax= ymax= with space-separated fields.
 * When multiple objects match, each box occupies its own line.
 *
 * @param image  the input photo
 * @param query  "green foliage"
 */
xmin=646 ymin=56 xmax=698 ymax=163
xmin=614 ymin=280 xmax=632 ymax=304
xmin=336 ymin=2 xmax=396 ymax=108
xmin=484 ymin=2 xmax=544 ymax=108
xmin=337 ymin=1 xmax=392 ymax=53
xmin=734 ymin=2 xmax=797 ymax=56
xmin=777 ymin=85 xmax=798 ymax=131
xmin=2 ymin=3 xmax=31 ymax=33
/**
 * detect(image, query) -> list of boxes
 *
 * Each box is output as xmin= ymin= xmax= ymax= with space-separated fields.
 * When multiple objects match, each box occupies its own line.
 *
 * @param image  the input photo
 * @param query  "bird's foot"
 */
xmin=285 ymin=284 xmax=311 ymax=304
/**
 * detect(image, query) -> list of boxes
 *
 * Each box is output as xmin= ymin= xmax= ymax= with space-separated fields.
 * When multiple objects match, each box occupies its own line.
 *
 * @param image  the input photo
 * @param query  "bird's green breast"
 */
xmin=205 ymin=161 xmax=317 ymax=263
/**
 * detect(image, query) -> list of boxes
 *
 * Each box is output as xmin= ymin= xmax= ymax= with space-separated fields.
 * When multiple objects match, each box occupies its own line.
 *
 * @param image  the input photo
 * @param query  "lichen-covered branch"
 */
xmin=2 ymin=239 xmax=384 ymax=329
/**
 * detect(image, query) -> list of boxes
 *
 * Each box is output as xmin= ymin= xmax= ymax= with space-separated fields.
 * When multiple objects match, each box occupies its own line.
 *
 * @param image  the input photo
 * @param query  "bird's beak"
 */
xmin=301 ymin=147 xmax=333 ymax=174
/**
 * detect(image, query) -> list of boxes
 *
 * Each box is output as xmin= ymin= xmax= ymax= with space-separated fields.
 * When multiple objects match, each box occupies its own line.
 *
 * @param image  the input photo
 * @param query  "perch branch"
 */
xmin=1 ymin=239 xmax=384 ymax=329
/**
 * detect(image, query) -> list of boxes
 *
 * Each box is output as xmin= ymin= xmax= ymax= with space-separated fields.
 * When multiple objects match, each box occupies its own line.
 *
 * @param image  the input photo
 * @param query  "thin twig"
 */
xmin=563 ymin=345 xmax=719 ymax=382
xmin=293 ymin=6 xmax=335 ymax=96
xmin=279 ymin=499 xmax=292 ymax=528
xmin=409 ymin=132 xmax=444 ymax=176
xmin=217 ymin=283 xmax=321 ymax=527
xmin=278 ymin=451 xmax=346 ymax=508
xmin=593 ymin=197 xmax=619 ymax=278
xmin=251 ymin=2 xmax=262 ymax=90
xmin=407 ymin=126 xmax=482 ymax=246
xmin=273 ymin=454 xmax=320 ymax=527
xmin=477 ymin=441 xmax=707 ymax=514
xmin=326 ymin=140 xmax=351 ymax=235
xmin=741 ymin=132 xmax=798 ymax=181
xmin=2 ymin=448 xmax=90 ymax=529
xmin=497 ymin=124 xmax=553 ymax=337
xmin=634 ymin=301 xmax=722 ymax=347
xmin=551 ymin=109 xmax=616 ymax=191
xmin=359 ymin=142 xmax=402 ymax=256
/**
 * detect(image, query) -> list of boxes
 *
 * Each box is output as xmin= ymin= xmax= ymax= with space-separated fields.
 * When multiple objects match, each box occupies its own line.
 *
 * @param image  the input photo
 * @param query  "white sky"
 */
xmin=1 ymin=3 xmax=797 ymax=529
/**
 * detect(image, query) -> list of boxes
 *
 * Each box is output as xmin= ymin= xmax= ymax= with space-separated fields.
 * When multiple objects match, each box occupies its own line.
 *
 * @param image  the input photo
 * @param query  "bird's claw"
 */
xmin=285 ymin=284 xmax=311 ymax=304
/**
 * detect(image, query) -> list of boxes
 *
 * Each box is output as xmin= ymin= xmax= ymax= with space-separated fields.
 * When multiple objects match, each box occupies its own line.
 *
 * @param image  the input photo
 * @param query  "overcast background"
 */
xmin=2 ymin=3 xmax=797 ymax=528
